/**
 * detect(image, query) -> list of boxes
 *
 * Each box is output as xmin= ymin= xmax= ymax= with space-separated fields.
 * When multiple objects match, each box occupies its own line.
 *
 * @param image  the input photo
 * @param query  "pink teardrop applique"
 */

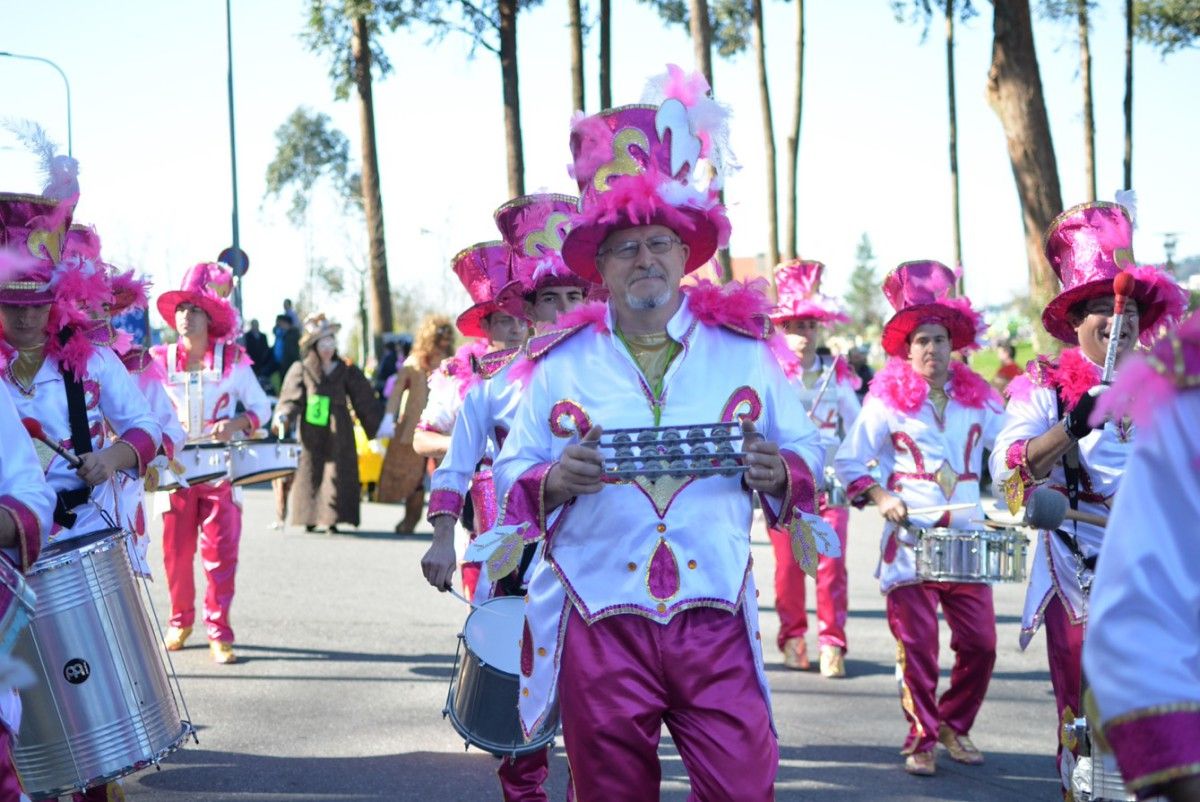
xmin=520 ymin=617 xmax=534 ymax=678
xmin=647 ymin=538 xmax=681 ymax=601
xmin=883 ymin=532 xmax=899 ymax=564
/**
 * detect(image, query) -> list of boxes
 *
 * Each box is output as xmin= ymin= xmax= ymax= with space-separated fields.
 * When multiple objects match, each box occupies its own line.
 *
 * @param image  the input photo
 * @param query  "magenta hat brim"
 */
xmin=881 ymin=304 xmax=977 ymax=358
xmin=1042 ymin=277 xmax=1175 ymax=345
xmin=0 ymin=288 xmax=54 ymax=306
xmin=157 ymin=290 xmax=236 ymax=339
xmin=455 ymin=282 xmax=530 ymax=339
xmin=561 ymin=209 xmax=718 ymax=285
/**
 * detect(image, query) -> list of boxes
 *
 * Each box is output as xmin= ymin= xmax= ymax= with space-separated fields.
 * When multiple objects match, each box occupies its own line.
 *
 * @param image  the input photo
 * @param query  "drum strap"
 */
xmin=55 ymin=345 xmax=96 ymax=529
xmin=1054 ymin=391 xmax=1096 ymax=572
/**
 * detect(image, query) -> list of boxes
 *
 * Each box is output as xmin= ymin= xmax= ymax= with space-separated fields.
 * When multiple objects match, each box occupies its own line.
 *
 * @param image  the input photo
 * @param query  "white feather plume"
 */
xmin=1115 ymin=189 xmax=1138 ymax=229
xmin=3 ymin=118 xmax=79 ymax=200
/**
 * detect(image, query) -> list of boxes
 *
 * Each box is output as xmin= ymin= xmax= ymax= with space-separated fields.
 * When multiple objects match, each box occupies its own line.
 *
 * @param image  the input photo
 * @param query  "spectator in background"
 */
xmin=282 ymin=298 xmax=300 ymax=327
xmin=991 ymin=341 xmax=1023 ymax=395
xmin=848 ymin=346 xmax=874 ymax=402
xmin=372 ymin=341 xmax=399 ymax=401
xmin=243 ymin=319 xmax=275 ymax=385
xmin=272 ymin=314 xmax=300 ymax=388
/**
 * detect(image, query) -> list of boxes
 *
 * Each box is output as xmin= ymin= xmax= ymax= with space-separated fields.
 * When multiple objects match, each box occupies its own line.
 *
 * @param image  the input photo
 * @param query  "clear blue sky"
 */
xmin=3 ymin=1 xmax=1197 ymax=338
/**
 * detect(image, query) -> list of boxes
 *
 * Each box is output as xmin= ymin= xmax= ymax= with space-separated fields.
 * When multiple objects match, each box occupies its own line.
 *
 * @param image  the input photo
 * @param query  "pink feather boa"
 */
xmin=1007 ymin=348 xmax=1099 ymax=411
xmin=428 ymin=340 xmax=490 ymax=400
xmin=1094 ymin=310 xmax=1200 ymax=426
xmin=870 ymin=358 xmax=1001 ymax=414
xmin=511 ymin=301 xmax=610 ymax=389
xmin=1127 ymin=263 xmax=1189 ymax=346
xmin=682 ymin=277 xmax=773 ymax=333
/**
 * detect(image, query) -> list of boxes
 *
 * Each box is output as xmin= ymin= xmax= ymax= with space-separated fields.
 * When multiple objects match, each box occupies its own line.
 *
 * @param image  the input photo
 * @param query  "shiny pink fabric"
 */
xmin=162 ymin=481 xmax=242 ymax=642
xmin=768 ymin=504 xmax=850 ymax=651
xmin=1044 ymin=595 xmax=1085 ymax=787
xmin=498 ymin=747 xmax=550 ymax=802
xmin=558 ymin=606 xmax=777 ymax=801
xmin=471 ymin=469 xmax=498 ymax=534
xmin=426 ymin=488 xmax=464 ymax=522
xmin=1107 ymin=709 xmax=1200 ymax=795
xmin=886 ymin=582 xmax=996 ymax=753
xmin=0 ymin=729 xmax=22 ymax=802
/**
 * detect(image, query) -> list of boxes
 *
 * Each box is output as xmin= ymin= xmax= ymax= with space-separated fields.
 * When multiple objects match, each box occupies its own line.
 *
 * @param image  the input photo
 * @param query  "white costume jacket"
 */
xmin=835 ymin=359 xmax=1004 ymax=593
xmin=989 ymin=349 xmax=1130 ymax=648
xmin=1 ymin=347 xmax=160 ymax=542
xmin=492 ymin=294 xmax=824 ymax=737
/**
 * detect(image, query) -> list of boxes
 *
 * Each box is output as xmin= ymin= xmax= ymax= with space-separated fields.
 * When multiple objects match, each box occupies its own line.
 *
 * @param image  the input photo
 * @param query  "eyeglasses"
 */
xmin=598 ymin=235 xmax=680 ymax=261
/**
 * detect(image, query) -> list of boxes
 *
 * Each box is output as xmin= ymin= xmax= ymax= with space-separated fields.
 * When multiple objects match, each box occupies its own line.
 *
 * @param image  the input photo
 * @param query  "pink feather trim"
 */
xmin=834 ymin=355 xmax=863 ymax=391
xmin=870 ymin=358 xmax=1000 ymax=414
xmin=1127 ymin=263 xmax=1189 ymax=345
xmin=568 ymin=112 xmax=616 ymax=184
xmin=768 ymin=332 xmax=803 ymax=379
xmin=438 ymin=340 xmax=490 ymax=400
xmin=1093 ymin=310 xmax=1200 ymax=426
xmin=508 ymin=354 xmax=536 ymax=390
xmin=1004 ymin=373 xmax=1037 ymax=404
xmin=1048 ymin=348 xmax=1100 ymax=411
xmin=552 ymin=300 xmax=610 ymax=334
xmin=682 ymin=278 xmax=773 ymax=334
xmin=938 ymin=295 xmax=987 ymax=351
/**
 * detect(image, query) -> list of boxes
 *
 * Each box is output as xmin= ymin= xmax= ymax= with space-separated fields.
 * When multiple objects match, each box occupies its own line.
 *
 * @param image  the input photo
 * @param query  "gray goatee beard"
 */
xmin=627 ymin=289 xmax=671 ymax=310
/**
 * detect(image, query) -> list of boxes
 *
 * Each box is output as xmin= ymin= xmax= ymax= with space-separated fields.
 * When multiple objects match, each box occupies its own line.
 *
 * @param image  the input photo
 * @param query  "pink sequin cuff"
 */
xmin=1105 ymin=705 xmax=1200 ymax=796
xmin=761 ymin=450 xmax=817 ymax=528
xmin=118 ymin=427 xmax=158 ymax=477
xmin=0 ymin=495 xmax=41 ymax=571
xmin=244 ymin=410 xmax=262 ymax=431
xmin=1004 ymin=439 xmax=1035 ymax=493
xmin=845 ymin=475 xmax=879 ymax=509
xmin=426 ymin=489 xmax=464 ymax=522
xmin=415 ymin=421 xmax=439 ymax=434
xmin=499 ymin=462 xmax=558 ymax=543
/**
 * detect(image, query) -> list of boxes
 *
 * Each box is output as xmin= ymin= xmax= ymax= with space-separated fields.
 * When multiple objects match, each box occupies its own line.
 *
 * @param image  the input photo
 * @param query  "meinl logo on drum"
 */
xmin=63 ymin=658 xmax=90 ymax=685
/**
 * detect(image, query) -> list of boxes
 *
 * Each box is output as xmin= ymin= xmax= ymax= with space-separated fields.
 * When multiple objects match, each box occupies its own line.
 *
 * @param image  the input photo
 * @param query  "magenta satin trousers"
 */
xmin=162 ymin=482 xmax=242 ymax=643
xmin=768 ymin=504 xmax=851 ymax=652
xmin=557 ymin=605 xmax=777 ymax=801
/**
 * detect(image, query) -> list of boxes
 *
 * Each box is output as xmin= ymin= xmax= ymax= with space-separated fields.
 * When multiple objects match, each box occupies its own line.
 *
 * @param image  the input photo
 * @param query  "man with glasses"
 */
xmin=990 ymin=199 xmax=1186 ymax=795
xmin=490 ymin=71 xmax=823 ymax=799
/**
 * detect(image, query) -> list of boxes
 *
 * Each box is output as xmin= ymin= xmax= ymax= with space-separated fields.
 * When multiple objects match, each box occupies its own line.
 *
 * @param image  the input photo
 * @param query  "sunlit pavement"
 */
xmin=114 ymin=488 xmax=1060 ymax=800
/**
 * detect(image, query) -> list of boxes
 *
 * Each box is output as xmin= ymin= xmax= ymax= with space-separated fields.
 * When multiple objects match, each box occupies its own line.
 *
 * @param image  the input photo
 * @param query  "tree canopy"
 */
xmin=1136 ymin=0 xmax=1200 ymax=53
xmin=263 ymin=107 xmax=358 ymax=226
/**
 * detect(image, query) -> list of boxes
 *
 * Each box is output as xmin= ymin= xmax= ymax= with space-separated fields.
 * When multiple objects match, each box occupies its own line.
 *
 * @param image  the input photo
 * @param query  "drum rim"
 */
xmin=33 ymin=528 xmax=127 ymax=573
xmin=180 ymin=442 xmax=228 ymax=452
xmin=230 ymin=469 xmax=297 ymax=486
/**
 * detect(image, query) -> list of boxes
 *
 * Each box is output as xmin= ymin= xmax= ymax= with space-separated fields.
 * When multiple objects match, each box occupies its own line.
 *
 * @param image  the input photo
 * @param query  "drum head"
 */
xmin=39 ymin=528 xmax=125 ymax=562
xmin=462 ymin=596 xmax=525 ymax=675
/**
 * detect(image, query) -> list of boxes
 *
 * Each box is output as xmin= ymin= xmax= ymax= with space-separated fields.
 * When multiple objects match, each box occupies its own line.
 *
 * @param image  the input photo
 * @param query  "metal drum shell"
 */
xmin=0 ymin=555 xmax=35 ymax=655
xmin=158 ymin=443 xmax=228 ymax=491
xmin=443 ymin=597 xmax=559 ymax=758
xmin=13 ymin=529 xmax=190 ymax=798
xmin=228 ymin=439 xmax=301 ymax=486
xmin=911 ymin=527 xmax=1029 ymax=584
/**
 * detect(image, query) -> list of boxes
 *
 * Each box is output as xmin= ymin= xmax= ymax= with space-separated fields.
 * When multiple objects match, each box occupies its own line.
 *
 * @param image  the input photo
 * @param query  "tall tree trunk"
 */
xmin=752 ymin=0 xmax=779 ymax=286
xmin=1123 ymin=0 xmax=1133 ymax=190
xmin=784 ymin=0 xmax=804 ymax=261
xmin=352 ymin=14 xmax=393 ymax=355
xmin=568 ymin=0 xmax=585 ymax=111
xmin=986 ymin=0 xmax=1063 ymax=352
xmin=599 ymin=0 xmax=612 ymax=108
xmin=498 ymin=0 xmax=525 ymax=197
xmin=687 ymin=0 xmax=731 ymax=281
xmin=1079 ymin=0 xmax=1096 ymax=201
xmin=947 ymin=0 xmax=964 ymax=293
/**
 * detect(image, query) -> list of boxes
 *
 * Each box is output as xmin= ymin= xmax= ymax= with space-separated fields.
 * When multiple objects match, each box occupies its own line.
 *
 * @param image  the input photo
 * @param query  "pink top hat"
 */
xmin=772 ymin=260 xmax=850 ymax=325
xmin=0 ymin=192 xmax=74 ymax=305
xmin=1042 ymin=201 xmax=1186 ymax=345
xmin=494 ymin=193 xmax=593 ymax=294
xmin=157 ymin=262 xmax=239 ymax=339
xmin=453 ymin=241 xmax=528 ymax=339
xmin=880 ymin=260 xmax=985 ymax=358
xmin=561 ymin=65 xmax=733 ymax=283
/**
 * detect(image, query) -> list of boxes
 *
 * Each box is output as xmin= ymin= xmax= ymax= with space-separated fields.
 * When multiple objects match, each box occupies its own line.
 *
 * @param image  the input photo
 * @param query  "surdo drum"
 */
xmin=443 ymin=596 xmax=558 ymax=757
xmin=12 ymin=529 xmax=193 ymax=798
xmin=157 ymin=442 xmax=228 ymax=490
xmin=910 ymin=527 xmax=1029 ymax=584
xmin=228 ymin=438 xmax=300 ymax=486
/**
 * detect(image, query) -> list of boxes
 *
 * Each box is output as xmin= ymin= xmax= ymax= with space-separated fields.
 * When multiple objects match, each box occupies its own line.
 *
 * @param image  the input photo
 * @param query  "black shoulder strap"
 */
xmin=1053 ymin=390 xmax=1096 ymax=571
xmin=62 ymin=369 xmax=94 ymax=458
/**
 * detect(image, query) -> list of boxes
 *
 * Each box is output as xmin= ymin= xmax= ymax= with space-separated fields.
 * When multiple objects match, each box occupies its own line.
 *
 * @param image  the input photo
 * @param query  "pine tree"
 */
xmin=845 ymin=234 xmax=884 ymax=337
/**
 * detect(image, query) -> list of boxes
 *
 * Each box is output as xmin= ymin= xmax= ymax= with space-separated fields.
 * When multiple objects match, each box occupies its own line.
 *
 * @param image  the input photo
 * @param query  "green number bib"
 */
xmin=305 ymin=394 xmax=331 ymax=427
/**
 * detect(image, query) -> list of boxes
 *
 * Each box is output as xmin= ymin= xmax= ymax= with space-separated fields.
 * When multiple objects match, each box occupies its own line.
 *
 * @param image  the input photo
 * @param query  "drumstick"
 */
xmin=446 ymin=588 xmax=504 ymax=615
xmin=905 ymin=503 xmax=975 ymax=516
xmin=1101 ymin=272 xmax=1136 ymax=384
xmin=22 ymin=418 xmax=82 ymax=468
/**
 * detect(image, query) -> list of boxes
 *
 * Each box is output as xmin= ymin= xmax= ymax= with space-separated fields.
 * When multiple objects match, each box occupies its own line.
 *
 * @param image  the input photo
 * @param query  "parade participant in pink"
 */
xmin=152 ymin=262 xmax=270 ymax=665
xmin=1084 ymin=311 xmax=1200 ymax=802
xmin=491 ymin=67 xmax=823 ymax=800
xmin=420 ymin=193 xmax=596 ymax=802
xmin=989 ymin=199 xmax=1186 ymax=792
xmin=768 ymin=259 xmax=860 ymax=677
xmin=414 ymin=241 xmax=530 ymax=599
xmin=835 ymin=260 xmax=1004 ymax=776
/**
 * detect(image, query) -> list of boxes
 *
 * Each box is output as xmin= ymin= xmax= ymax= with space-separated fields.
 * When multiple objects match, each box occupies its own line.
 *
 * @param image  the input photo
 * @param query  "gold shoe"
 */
xmin=904 ymin=750 xmax=936 ymax=776
xmin=938 ymin=724 xmax=985 ymax=765
xmin=164 ymin=626 xmax=192 ymax=652
xmin=210 ymin=641 xmax=237 ymax=664
xmin=819 ymin=645 xmax=846 ymax=678
xmin=782 ymin=637 xmax=810 ymax=671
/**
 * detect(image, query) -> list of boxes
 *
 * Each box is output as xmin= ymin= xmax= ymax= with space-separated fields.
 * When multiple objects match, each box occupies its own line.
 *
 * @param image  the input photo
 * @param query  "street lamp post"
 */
xmin=0 ymin=51 xmax=72 ymax=156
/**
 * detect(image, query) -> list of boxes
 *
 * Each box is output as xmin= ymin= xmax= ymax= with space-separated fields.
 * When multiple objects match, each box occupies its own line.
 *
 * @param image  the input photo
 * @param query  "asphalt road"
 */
xmin=105 ymin=488 xmax=1063 ymax=801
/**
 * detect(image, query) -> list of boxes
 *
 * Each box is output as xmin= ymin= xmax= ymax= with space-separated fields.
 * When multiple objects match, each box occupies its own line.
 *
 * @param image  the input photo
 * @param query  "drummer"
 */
xmin=490 ymin=70 xmax=824 ymax=799
xmin=413 ymin=241 xmax=531 ymax=600
xmin=988 ymin=199 xmax=1186 ymax=793
xmin=420 ymin=193 xmax=597 ymax=802
xmin=151 ymin=263 xmax=271 ymax=665
xmin=835 ymin=261 xmax=1004 ymax=776
xmin=767 ymin=259 xmax=861 ymax=677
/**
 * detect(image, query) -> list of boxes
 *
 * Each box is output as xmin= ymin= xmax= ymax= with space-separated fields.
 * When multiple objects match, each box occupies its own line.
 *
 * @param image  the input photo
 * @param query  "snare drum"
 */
xmin=443 ymin=596 xmax=559 ymax=758
xmin=228 ymin=439 xmax=301 ymax=486
xmin=0 ymin=557 xmax=35 ymax=656
xmin=12 ymin=529 xmax=192 ymax=798
xmin=158 ymin=442 xmax=228 ymax=490
xmin=911 ymin=527 xmax=1029 ymax=584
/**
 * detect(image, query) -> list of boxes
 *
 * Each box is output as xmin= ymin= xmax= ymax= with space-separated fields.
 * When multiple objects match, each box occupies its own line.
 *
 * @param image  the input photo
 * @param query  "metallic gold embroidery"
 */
xmin=934 ymin=460 xmax=960 ymax=500
xmin=895 ymin=641 xmax=924 ymax=738
xmin=631 ymin=474 xmax=691 ymax=517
